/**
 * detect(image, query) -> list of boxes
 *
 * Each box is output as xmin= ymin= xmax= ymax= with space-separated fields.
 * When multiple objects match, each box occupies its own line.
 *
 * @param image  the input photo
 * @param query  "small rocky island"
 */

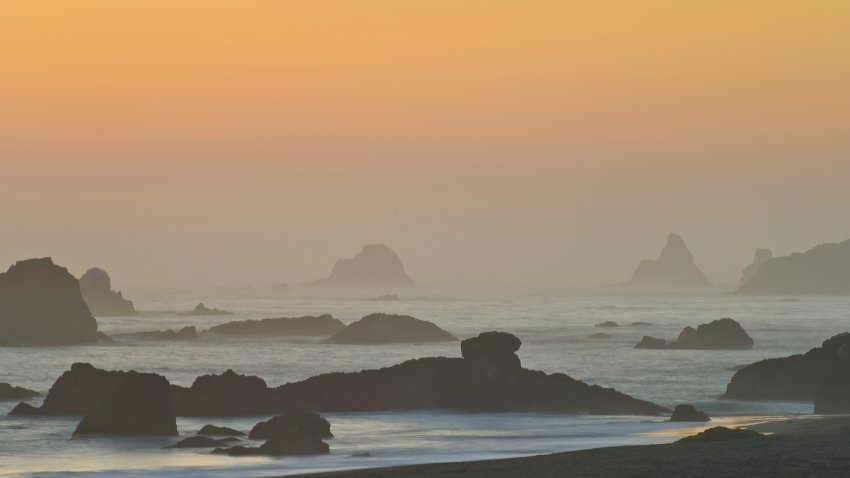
xmin=309 ymin=244 xmax=414 ymax=287
xmin=0 ymin=258 xmax=100 ymax=346
xmin=322 ymin=313 xmax=457 ymax=344
xmin=208 ymin=314 xmax=345 ymax=337
xmin=635 ymin=318 xmax=753 ymax=350
xmin=79 ymin=267 xmax=138 ymax=316
xmin=735 ymin=238 xmax=850 ymax=295
xmin=628 ymin=233 xmax=712 ymax=288
xmin=738 ymin=249 xmax=773 ymax=288
xmin=180 ymin=303 xmax=234 ymax=316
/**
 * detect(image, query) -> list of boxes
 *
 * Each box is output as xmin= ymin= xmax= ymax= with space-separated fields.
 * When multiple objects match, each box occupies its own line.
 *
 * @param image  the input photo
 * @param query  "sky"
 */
xmin=1 ymin=1 xmax=849 ymax=287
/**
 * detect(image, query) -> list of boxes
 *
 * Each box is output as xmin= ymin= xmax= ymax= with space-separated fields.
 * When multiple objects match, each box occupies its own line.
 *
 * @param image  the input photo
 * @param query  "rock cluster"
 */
xmin=635 ymin=318 xmax=753 ymax=350
xmin=213 ymin=412 xmax=332 ymax=456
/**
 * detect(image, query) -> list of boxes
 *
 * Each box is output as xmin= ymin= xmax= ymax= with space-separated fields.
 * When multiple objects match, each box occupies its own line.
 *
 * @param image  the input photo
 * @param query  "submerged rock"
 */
xmin=198 ymin=425 xmax=245 ymax=436
xmin=79 ymin=268 xmax=137 ymax=316
xmin=167 ymin=436 xmax=239 ymax=448
xmin=181 ymin=303 xmax=233 ymax=316
xmin=128 ymin=326 xmax=197 ymax=341
xmin=595 ymin=321 xmax=620 ymax=328
xmin=309 ymin=244 xmax=414 ymax=287
xmin=0 ymin=258 xmax=100 ymax=346
xmin=588 ymin=332 xmax=611 ymax=339
xmin=628 ymin=234 xmax=712 ymax=288
xmin=73 ymin=372 xmax=177 ymax=436
xmin=249 ymin=412 xmax=333 ymax=440
xmin=0 ymin=383 xmax=40 ymax=401
xmin=323 ymin=313 xmax=456 ymax=345
xmin=635 ymin=319 xmax=753 ymax=350
xmin=669 ymin=404 xmax=710 ymax=422
xmin=207 ymin=315 xmax=345 ymax=337
xmin=735 ymin=239 xmax=850 ymax=295
xmin=675 ymin=427 xmax=762 ymax=444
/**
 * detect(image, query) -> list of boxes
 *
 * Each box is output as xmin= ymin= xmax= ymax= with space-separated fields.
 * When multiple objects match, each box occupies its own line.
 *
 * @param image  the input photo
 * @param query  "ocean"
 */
xmin=1 ymin=285 xmax=845 ymax=477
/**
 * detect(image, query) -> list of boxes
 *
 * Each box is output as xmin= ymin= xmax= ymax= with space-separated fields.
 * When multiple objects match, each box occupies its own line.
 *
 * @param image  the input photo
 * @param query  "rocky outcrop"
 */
xmin=814 ymin=375 xmax=850 ymax=414
xmin=73 ymin=372 xmax=177 ymax=436
xmin=128 ymin=326 xmax=197 ymax=341
xmin=23 ymin=363 xmax=128 ymax=415
xmin=180 ymin=303 xmax=233 ymax=316
xmin=207 ymin=315 xmax=345 ymax=337
xmin=198 ymin=425 xmax=245 ymax=436
xmin=310 ymin=244 xmax=414 ymax=287
xmin=0 ymin=383 xmax=40 ymax=401
xmin=724 ymin=333 xmax=850 ymax=402
xmin=735 ymin=239 xmax=850 ymax=295
xmin=628 ymin=234 xmax=712 ymax=288
xmin=595 ymin=321 xmax=620 ymax=328
xmin=248 ymin=412 xmax=333 ymax=440
xmin=0 ymin=258 xmax=100 ymax=346
xmin=588 ymin=332 xmax=611 ymax=339
xmin=738 ymin=249 xmax=773 ymax=288
xmin=635 ymin=319 xmax=753 ymax=350
xmin=323 ymin=313 xmax=456 ymax=345
xmin=460 ymin=331 xmax=522 ymax=370
xmin=675 ymin=427 xmax=762 ymax=444
xmin=172 ymin=369 xmax=278 ymax=416
xmin=213 ymin=413 xmax=332 ymax=457
xmin=79 ymin=268 xmax=137 ymax=316
xmin=669 ymin=404 xmax=710 ymax=422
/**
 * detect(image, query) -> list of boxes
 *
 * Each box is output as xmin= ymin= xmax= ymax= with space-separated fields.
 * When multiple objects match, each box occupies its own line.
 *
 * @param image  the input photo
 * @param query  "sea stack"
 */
xmin=628 ymin=234 xmax=712 ymax=288
xmin=310 ymin=244 xmax=414 ymax=287
xmin=79 ymin=268 xmax=137 ymax=316
xmin=738 ymin=249 xmax=772 ymax=288
xmin=0 ymin=258 xmax=100 ymax=346
xmin=735 ymin=238 xmax=850 ymax=295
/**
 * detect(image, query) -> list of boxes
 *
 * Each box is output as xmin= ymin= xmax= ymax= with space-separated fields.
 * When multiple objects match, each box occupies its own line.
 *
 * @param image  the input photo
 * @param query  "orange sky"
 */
xmin=1 ymin=1 xmax=849 ymax=285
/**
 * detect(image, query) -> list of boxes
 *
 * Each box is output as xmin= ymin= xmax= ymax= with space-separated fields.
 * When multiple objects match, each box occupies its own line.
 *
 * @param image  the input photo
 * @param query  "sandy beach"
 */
xmin=288 ymin=416 xmax=850 ymax=478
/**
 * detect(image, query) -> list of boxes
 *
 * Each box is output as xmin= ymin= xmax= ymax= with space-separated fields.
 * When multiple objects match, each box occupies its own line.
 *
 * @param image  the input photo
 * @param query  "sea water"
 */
xmin=1 ymin=285 xmax=845 ymax=477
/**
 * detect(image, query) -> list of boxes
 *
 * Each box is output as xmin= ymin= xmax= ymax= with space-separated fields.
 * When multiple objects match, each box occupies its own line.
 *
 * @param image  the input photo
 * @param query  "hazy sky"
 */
xmin=1 ymin=1 xmax=849 ymax=287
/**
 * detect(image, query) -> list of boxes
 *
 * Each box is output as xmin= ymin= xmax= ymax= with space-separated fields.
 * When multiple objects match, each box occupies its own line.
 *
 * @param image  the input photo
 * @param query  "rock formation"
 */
xmin=172 ymin=369 xmax=279 ymax=416
xmin=322 ymin=313 xmax=457 ymax=344
xmin=460 ymin=331 xmax=522 ymax=370
xmin=724 ymin=333 xmax=850 ymax=402
xmin=814 ymin=374 xmax=850 ymax=414
xmin=628 ymin=234 xmax=712 ymax=288
xmin=73 ymin=372 xmax=177 ymax=436
xmin=595 ymin=321 xmax=620 ymax=328
xmin=669 ymin=404 xmax=710 ymax=422
xmin=79 ymin=267 xmax=137 ymax=316
xmin=735 ymin=239 xmax=850 ymax=295
xmin=128 ymin=326 xmax=197 ymax=341
xmin=0 ymin=258 xmax=100 ymax=346
xmin=180 ymin=303 xmax=233 ymax=316
xmin=213 ymin=413 xmax=332 ymax=457
xmin=248 ymin=412 xmax=333 ymax=440
xmin=738 ymin=249 xmax=773 ymax=288
xmin=675 ymin=427 xmax=762 ymax=444
xmin=207 ymin=315 xmax=345 ymax=337
xmin=588 ymin=332 xmax=611 ymax=339
xmin=198 ymin=425 xmax=245 ymax=436
xmin=0 ymin=383 xmax=40 ymax=401
xmin=310 ymin=244 xmax=414 ymax=287
xmin=635 ymin=318 xmax=753 ymax=350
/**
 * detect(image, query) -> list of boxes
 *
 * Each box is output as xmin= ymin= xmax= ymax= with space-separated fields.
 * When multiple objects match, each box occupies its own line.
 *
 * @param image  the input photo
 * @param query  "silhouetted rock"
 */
xmin=725 ymin=333 xmax=850 ymax=401
xmin=675 ymin=427 xmax=762 ymax=444
xmin=73 ymin=372 xmax=177 ymax=436
xmin=181 ymin=303 xmax=233 ymax=316
xmin=207 ymin=315 xmax=345 ymax=337
xmin=735 ymin=239 xmax=850 ymax=295
xmin=172 ymin=369 xmax=277 ymax=416
xmin=738 ymin=249 xmax=773 ymax=288
xmin=635 ymin=319 xmax=753 ymax=350
xmin=669 ymin=404 xmax=710 ymax=422
xmin=129 ymin=326 xmax=197 ymax=341
xmin=79 ymin=267 xmax=137 ymax=316
xmin=595 ymin=321 xmax=620 ymax=328
xmin=37 ymin=363 xmax=129 ymax=415
xmin=814 ymin=374 xmax=850 ymax=414
xmin=372 ymin=294 xmax=400 ymax=301
xmin=628 ymin=234 xmax=712 ymax=288
xmin=310 ymin=244 xmax=414 ymax=287
xmin=0 ymin=258 xmax=99 ymax=346
xmin=248 ymin=412 xmax=333 ymax=440
xmin=167 ymin=436 xmax=239 ymax=448
xmin=0 ymin=383 xmax=40 ymax=401
xmin=323 ymin=313 xmax=456 ymax=345
xmin=460 ymin=331 xmax=522 ymax=370
xmin=198 ymin=425 xmax=245 ymax=436
xmin=8 ymin=402 xmax=46 ymax=416
xmin=588 ymin=332 xmax=611 ymax=339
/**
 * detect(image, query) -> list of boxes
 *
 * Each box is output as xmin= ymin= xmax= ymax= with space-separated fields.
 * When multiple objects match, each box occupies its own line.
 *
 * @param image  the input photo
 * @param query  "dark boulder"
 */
xmin=207 ymin=315 xmax=345 ymax=337
xmin=635 ymin=319 xmax=752 ymax=350
xmin=38 ymin=363 xmax=129 ymax=415
xmin=675 ymin=427 xmax=762 ymax=444
xmin=0 ymin=258 xmax=100 ymax=346
xmin=0 ymin=383 xmax=40 ymax=401
xmin=323 ymin=313 xmax=456 ymax=345
xmin=198 ymin=424 xmax=245 ymax=436
xmin=460 ymin=331 xmax=522 ymax=370
xmin=167 ymin=436 xmax=239 ymax=448
xmin=73 ymin=372 xmax=177 ymax=436
xmin=669 ymin=404 xmax=710 ymax=422
xmin=180 ymin=303 xmax=233 ymax=316
xmin=213 ymin=413 xmax=332 ymax=457
xmin=635 ymin=336 xmax=667 ymax=349
xmin=79 ymin=267 xmax=137 ymax=316
xmin=172 ymin=369 xmax=278 ymax=416
xmin=249 ymin=412 xmax=333 ymax=440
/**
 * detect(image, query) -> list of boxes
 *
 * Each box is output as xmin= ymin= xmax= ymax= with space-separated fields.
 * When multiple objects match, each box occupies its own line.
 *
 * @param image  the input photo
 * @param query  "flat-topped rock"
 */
xmin=323 ymin=313 xmax=456 ymax=345
xmin=735 ymin=239 xmax=850 ymax=295
xmin=180 ymin=303 xmax=233 ymax=316
xmin=628 ymin=234 xmax=712 ymax=288
xmin=79 ymin=267 xmax=137 ymax=316
xmin=635 ymin=319 xmax=753 ymax=350
xmin=73 ymin=372 xmax=177 ymax=436
xmin=207 ymin=315 xmax=345 ymax=337
xmin=310 ymin=244 xmax=414 ymax=287
xmin=0 ymin=258 xmax=100 ymax=346
xmin=0 ymin=383 xmax=40 ymax=401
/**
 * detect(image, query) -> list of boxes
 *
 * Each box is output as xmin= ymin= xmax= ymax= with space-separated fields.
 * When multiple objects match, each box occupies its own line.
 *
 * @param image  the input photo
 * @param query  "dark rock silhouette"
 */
xmin=25 ymin=363 xmax=127 ymax=415
xmin=79 ymin=267 xmax=137 ymax=316
xmin=207 ymin=315 xmax=345 ymax=337
xmin=0 ymin=383 xmax=40 ymax=401
xmin=167 ymin=436 xmax=239 ymax=448
xmin=738 ymin=249 xmax=773 ymax=288
xmin=129 ymin=326 xmax=197 ymax=341
xmin=172 ymin=369 xmax=278 ymax=416
xmin=595 ymin=321 xmax=620 ymax=328
xmin=635 ymin=319 xmax=753 ymax=350
xmin=248 ymin=412 xmax=333 ymax=440
xmin=323 ymin=313 xmax=456 ymax=345
xmin=588 ymin=332 xmax=611 ymax=339
xmin=198 ymin=425 xmax=245 ymax=436
xmin=9 ymin=402 xmax=44 ymax=415
xmin=675 ymin=427 xmax=762 ymax=444
xmin=735 ymin=239 xmax=850 ymax=295
xmin=0 ymin=258 xmax=99 ymax=346
xmin=73 ymin=372 xmax=177 ymax=436
xmin=724 ymin=333 xmax=850 ymax=402
xmin=814 ymin=374 xmax=850 ymax=414
xmin=460 ymin=331 xmax=522 ymax=370
xmin=180 ymin=303 xmax=233 ymax=316
xmin=628 ymin=234 xmax=712 ymax=288
xmin=669 ymin=404 xmax=710 ymax=422
xmin=310 ymin=244 xmax=414 ymax=287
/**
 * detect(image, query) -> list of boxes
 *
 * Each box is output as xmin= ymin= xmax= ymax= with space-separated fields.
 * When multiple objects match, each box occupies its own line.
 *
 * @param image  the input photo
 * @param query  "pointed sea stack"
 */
xmin=628 ymin=234 xmax=712 ymax=288
xmin=738 ymin=249 xmax=772 ymax=288
xmin=79 ymin=268 xmax=137 ymax=316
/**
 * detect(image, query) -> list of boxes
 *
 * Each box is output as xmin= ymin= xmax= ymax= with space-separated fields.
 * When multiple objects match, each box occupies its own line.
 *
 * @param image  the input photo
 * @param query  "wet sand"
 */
xmin=288 ymin=415 xmax=850 ymax=478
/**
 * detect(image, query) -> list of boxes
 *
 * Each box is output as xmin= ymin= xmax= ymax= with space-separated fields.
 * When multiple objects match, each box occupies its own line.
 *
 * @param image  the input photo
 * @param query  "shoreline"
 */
xmin=285 ymin=415 xmax=850 ymax=478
